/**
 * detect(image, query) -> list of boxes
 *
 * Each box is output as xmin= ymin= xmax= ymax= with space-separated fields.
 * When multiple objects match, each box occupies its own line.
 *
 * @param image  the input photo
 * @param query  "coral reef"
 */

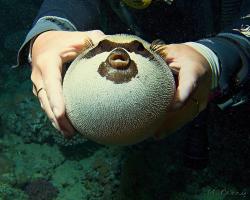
xmin=52 ymin=132 xmax=88 ymax=147
xmin=52 ymin=147 xmax=123 ymax=200
xmin=0 ymin=134 xmax=65 ymax=188
xmin=0 ymin=182 xmax=28 ymax=200
xmin=0 ymin=66 xmax=87 ymax=146
xmin=25 ymin=179 xmax=58 ymax=200
xmin=0 ymin=155 xmax=14 ymax=175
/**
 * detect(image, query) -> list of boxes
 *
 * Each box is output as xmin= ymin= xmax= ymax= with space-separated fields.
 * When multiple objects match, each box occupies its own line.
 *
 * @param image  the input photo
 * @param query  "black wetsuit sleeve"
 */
xmin=198 ymin=0 xmax=250 ymax=109
xmin=16 ymin=0 xmax=101 ymax=66
xmin=33 ymin=0 xmax=101 ymax=31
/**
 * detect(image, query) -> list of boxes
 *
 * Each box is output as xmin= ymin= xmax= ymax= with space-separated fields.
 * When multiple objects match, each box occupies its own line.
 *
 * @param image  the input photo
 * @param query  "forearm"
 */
xmin=197 ymin=1 xmax=250 ymax=109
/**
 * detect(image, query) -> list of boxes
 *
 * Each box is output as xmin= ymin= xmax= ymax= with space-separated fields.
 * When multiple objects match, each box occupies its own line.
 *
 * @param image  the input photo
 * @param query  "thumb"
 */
xmin=85 ymin=30 xmax=106 ymax=45
xmin=60 ymin=51 xmax=81 ymax=63
xmin=172 ymin=65 xmax=198 ymax=109
xmin=60 ymin=37 xmax=93 ymax=63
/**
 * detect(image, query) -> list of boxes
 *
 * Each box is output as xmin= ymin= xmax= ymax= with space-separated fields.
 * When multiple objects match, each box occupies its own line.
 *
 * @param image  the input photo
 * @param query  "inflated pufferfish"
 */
xmin=63 ymin=34 xmax=175 ymax=145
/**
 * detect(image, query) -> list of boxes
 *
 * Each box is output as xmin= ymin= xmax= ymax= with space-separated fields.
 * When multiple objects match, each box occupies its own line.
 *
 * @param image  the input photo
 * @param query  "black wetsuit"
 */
xmin=18 ymin=0 xmax=250 ymax=108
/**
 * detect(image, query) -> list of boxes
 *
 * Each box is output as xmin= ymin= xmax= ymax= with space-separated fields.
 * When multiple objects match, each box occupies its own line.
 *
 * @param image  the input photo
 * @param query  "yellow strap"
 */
xmin=122 ymin=0 xmax=152 ymax=9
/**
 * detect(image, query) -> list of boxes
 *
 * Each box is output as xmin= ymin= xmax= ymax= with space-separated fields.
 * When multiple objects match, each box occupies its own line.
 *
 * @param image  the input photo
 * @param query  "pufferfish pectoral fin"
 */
xmin=150 ymin=39 xmax=168 ymax=60
xmin=150 ymin=39 xmax=166 ymax=53
xmin=150 ymin=39 xmax=179 ymax=77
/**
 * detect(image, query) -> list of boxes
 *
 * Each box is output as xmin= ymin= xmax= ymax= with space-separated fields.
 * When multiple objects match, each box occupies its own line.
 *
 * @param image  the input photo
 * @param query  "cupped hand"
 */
xmin=152 ymin=43 xmax=212 ymax=138
xmin=31 ymin=30 xmax=105 ymax=137
xmin=155 ymin=43 xmax=212 ymax=110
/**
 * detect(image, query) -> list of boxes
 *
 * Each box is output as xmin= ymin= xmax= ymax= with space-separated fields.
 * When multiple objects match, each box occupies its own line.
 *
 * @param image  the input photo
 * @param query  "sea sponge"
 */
xmin=63 ymin=34 xmax=175 ymax=145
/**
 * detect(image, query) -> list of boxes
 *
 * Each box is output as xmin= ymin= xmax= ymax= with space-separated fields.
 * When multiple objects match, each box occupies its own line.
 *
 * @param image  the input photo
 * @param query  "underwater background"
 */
xmin=0 ymin=0 xmax=250 ymax=199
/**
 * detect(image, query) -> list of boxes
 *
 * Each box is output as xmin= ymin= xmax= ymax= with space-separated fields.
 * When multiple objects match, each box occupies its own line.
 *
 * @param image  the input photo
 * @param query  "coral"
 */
xmin=8 ymin=143 xmax=64 ymax=187
xmin=25 ymin=179 xmax=58 ymax=200
xmin=1 ymin=80 xmax=88 ymax=147
xmin=0 ymin=65 xmax=86 ymax=147
xmin=80 ymin=147 xmax=122 ymax=199
xmin=0 ymin=182 xmax=28 ymax=200
xmin=0 ymin=155 xmax=14 ymax=175
xmin=52 ymin=132 xmax=88 ymax=147
xmin=1 ymin=91 xmax=87 ymax=147
xmin=51 ymin=160 xmax=87 ymax=200
xmin=52 ymin=147 xmax=123 ymax=200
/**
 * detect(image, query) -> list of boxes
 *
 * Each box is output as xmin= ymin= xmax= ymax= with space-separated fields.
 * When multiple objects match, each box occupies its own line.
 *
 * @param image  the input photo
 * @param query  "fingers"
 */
xmin=31 ymin=69 xmax=60 ymax=130
xmin=168 ymin=61 xmax=180 ymax=75
xmin=31 ymin=58 xmax=75 ymax=137
xmin=164 ymin=44 xmax=205 ymax=110
xmin=37 ymin=87 xmax=60 ymax=130
xmin=30 ymin=30 xmax=107 ymax=137
xmin=31 ymin=31 xmax=106 ymax=137
xmin=172 ymin=65 xmax=198 ymax=110
xmin=174 ymin=75 xmax=197 ymax=109
xmin=60 ymin=49 xmax=82 ymax=63
xmin=41 ymin=58 xmax=75 ymax=137
xmin=70 ymin=30 xmax=105 ymax=51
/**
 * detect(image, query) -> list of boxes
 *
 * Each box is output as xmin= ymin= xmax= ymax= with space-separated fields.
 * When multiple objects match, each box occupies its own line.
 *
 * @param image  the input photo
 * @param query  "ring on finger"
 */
xmin=36 ymin=87 xmax=45 ymax=96
xmin=33 ymin=84 xmax=45 ymax=97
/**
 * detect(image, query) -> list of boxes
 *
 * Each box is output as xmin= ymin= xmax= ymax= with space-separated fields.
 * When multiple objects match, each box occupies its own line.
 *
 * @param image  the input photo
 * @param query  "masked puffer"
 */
xmin=63 ymin=34 xmax=175 ymax=145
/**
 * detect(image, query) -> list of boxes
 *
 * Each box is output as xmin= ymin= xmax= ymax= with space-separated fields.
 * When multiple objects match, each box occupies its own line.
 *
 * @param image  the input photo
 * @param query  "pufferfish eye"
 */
xmin=130 ymin=40 xmax=145 ymax=52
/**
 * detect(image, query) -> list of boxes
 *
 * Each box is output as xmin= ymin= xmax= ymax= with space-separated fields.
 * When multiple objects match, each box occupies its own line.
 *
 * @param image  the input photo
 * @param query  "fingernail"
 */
xmin=40 ymin=102 xmax=44 ymax=109
xmin=52 ymin=121 xmax=57 ymax=129
xmin=179 ymin=90 xmax=189 ymax=103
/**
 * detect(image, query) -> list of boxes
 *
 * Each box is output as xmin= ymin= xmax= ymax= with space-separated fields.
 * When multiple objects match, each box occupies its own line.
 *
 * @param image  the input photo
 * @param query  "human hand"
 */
xmin=152 ymin=43 xmax=212 ymax=138
xmin=31 ymin=30 xmax=105 ymax=137
xmin=154 ymin=43 xmax=212 ymax=110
